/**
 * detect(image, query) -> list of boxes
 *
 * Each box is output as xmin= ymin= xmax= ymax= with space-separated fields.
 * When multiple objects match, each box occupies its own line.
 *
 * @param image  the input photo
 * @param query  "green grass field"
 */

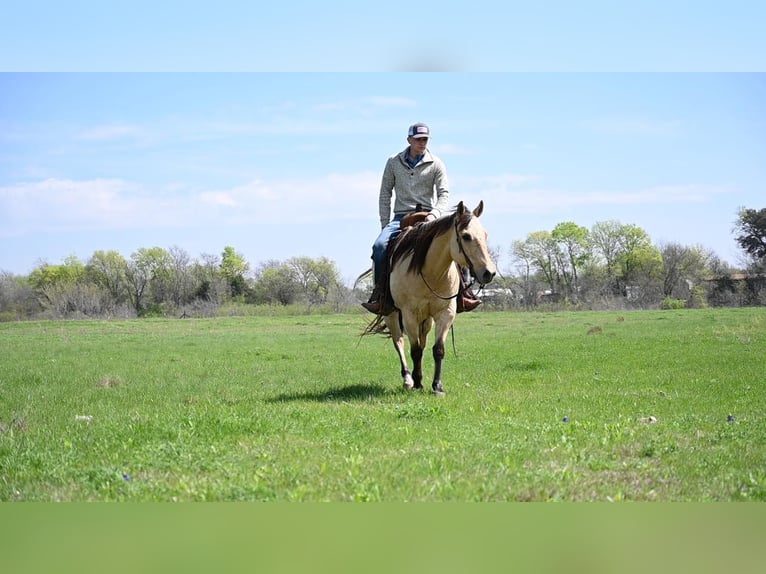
xmin=1 ymin=308 xmax=764 ymax=501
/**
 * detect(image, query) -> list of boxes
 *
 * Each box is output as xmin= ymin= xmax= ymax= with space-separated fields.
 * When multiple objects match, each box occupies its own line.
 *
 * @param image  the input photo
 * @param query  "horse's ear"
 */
xmin=456 ymin=201 xmax=466 ymax=215
xmin=473 ymin=200 xmax=484 ymax=218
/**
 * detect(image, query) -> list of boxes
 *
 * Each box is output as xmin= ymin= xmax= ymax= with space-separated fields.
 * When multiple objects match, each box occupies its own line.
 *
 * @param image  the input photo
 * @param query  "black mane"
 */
xmin=389 ymin=208 xmax=473 ymax=275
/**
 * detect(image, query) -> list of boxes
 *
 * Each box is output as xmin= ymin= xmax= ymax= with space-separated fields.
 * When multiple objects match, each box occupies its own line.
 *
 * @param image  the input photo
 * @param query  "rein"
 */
xmin=417 ymin=216 xmax=480 ymax=300
xmin=454 ymin=217 xmax=478 ymax=279
xmin=418 ymin=272 xmax=460 ymax=301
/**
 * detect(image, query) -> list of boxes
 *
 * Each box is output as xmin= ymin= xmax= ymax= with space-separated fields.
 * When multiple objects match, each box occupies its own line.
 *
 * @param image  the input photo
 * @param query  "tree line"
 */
xmin=1 ymin=207 xmax=764 ymax=320
xmin=504 ymin=220 xmax=737 ymax=309
xmin=495 ymin=207 xmax=765 ymax=310
xmin=0 ymin=246 xmax=354 ymax=320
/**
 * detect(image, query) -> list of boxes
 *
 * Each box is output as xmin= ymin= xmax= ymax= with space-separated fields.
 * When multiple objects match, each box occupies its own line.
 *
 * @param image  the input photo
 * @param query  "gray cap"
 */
xmin=408 ymin=123 xmax=430 ymax=138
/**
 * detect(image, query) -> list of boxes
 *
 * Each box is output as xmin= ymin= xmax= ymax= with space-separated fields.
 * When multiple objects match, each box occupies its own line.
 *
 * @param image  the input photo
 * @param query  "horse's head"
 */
xmin=452 ymin=201 xmax=497 ymax=286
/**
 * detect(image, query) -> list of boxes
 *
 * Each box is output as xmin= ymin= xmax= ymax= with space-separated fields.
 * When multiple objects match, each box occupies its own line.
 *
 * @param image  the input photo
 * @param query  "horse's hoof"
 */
xmin=403 ymin=374 xmax=415 ymax=390
xmin=432 ymin=383 xmax=445 ymax=396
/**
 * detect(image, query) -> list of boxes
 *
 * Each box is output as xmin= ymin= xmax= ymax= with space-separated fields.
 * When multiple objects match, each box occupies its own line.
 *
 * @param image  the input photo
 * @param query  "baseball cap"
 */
xmin=408 ymin=123 xmax=430 ymax=138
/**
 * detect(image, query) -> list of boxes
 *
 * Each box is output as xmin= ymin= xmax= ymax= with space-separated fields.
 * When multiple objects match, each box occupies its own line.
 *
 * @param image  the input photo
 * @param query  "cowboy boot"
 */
xmin=456 ymin=267 xmax=481 ymax=313
xmin=361 ymin=285 xmax=395 ymax=315
xmin=457 ymin=286 xmax=482 ymax=313
xmin=361 ymin=255 xmax=395 ymax=315
xmin=361 ymin=285 xmax=384 ymax=314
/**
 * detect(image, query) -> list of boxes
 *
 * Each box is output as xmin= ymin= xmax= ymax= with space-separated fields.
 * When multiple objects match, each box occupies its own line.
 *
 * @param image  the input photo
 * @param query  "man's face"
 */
xmin=408 ymin=136 xmax=428 ymax=153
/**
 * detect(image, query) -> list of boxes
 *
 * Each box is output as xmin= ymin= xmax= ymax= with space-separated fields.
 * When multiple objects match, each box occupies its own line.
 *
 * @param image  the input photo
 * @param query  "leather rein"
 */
xmin=418 ymin=217 xmax=478 ymax=301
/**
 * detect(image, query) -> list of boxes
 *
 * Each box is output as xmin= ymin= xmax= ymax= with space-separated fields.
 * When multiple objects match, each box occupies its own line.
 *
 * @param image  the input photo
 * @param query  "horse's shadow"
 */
xmin=265 ymin=383 xmax=391 ymax=404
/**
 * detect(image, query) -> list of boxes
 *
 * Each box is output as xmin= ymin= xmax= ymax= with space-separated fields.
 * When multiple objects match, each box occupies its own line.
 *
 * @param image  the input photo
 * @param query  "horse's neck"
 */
xmin=422 ymin=230 xmax=455 ymax=280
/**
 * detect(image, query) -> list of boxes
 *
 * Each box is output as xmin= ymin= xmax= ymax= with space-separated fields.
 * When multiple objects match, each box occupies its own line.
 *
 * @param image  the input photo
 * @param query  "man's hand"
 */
xmin=401 ymin=211 xmax=431 ymax=228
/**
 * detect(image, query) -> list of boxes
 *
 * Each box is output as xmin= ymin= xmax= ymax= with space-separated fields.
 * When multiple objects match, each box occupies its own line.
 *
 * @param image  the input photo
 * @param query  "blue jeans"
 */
xmin=371 ymin=215 xmax=404 ymax=284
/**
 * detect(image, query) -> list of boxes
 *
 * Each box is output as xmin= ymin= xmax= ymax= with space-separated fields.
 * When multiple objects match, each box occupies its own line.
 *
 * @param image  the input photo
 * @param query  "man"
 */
xmin=361 ymin=122 xmax=481 ymax=315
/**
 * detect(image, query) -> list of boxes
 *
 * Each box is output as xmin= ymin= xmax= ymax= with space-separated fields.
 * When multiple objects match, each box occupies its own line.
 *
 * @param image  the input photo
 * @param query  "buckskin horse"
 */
xmin=363 ymin=201 xmax=496 ymax=395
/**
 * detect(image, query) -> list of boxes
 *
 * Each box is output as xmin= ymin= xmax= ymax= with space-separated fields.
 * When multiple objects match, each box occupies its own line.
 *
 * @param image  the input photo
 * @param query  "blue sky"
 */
xmin=2 ymin=2 xmax=765 ymax=72
xmin=2 ymin=2 xmax=765 ymax=283
xmin=2 ymin=73 xmax=764 ymax=283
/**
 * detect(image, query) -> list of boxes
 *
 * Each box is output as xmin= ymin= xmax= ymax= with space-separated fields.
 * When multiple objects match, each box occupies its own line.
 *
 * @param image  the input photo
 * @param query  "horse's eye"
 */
xmin=461 ymin=233 xmax=472 ymax=241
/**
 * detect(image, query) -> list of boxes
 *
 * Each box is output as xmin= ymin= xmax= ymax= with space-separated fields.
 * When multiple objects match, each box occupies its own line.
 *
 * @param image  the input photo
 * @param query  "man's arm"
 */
xmin=430 ymin=158 xmax=450 ymax=219
xmin=378 ymin=158 xmax=395 ymax=228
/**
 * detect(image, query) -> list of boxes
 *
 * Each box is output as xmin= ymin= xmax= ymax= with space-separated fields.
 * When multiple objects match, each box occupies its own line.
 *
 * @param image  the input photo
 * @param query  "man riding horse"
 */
xmin=362 ymin=122 xmax=481 ymax=315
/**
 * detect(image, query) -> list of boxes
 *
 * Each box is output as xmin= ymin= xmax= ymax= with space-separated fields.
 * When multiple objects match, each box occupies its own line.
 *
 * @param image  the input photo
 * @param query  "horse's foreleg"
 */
xmin=432 ymin=339 xmax=446 ymax=395
xmin=392 ymin=338 xmax=414 ymax=390
xmin=410 ymin=344 xmax=424 ymax=390
xmin=398 ymin=313 xmax=426 ymax=391
xmin=387 ymin=314 xmax=414 ymax=390
xmin=431 ymin=317 xmax=453 ymax=395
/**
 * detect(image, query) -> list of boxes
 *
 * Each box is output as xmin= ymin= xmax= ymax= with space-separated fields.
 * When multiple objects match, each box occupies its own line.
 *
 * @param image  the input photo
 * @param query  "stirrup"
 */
xmin=458 ymin=296 xmax=481 ymax=313
xmin=361 ymin=299 xmax=382 ymax=314
xmin=361 ymin=299 xmax=395 ymax=315
xmin=361 ymin=285 xmax=394 ymax=315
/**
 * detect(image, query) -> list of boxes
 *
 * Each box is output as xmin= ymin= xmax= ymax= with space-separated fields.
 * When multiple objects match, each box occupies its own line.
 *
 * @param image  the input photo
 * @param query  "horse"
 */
xmin=364 ymin=201 xmax=496 ymax=395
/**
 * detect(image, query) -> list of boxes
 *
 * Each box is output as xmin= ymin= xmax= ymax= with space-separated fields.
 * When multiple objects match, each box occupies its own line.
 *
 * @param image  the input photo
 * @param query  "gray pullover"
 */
xmin=378 ymin=148 xmax=450 ymax=229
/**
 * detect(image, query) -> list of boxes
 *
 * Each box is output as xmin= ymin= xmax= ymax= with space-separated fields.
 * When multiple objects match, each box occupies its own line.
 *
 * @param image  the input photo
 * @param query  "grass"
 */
xmin=0 ymin=308 xmax=764 ymax=501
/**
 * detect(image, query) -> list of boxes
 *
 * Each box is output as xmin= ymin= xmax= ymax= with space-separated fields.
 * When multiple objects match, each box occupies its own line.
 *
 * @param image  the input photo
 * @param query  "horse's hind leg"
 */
xmin=431 ymin=317 xmax=452 ymax=395
xmin=392 ymin=338 xmax=414 ymax=390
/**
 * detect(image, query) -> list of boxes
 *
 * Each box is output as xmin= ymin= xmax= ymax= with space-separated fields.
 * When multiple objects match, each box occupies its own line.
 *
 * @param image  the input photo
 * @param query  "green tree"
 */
xmin=26 ymin=256 xmax=118 ymax=317
xmin=589 ymin=221 xmax=659 ymax=299
xmin=734 ymin=207 xmax=766 ymax=268
xmin=509 ymin=238 xmax=541 ymax=307
xmin=167 ymin=245 xmax=196 ymax=306
xmin=28 ymin=256 xmax=87 ymax=315
xmin=0 ymin=271 xmax=40 ymax=319
xmin=511 ymin=231 xmax=560 ymax=296
xmin=220 ymin=246 xmax=250 ymax=297
xmin=87 ymin=250 xmax=128 ymax=304
xmin=622 ymin=244 xmax=663 ymax=303
xmin=589 ymin=220 xmax=623 ymax=294
xmin=551 ymin=221 xmax=590 ymax=301
xmin=252 ymin=260 xmax=299 ymax=305
xmin=287 ymin=256 xmax=341 ymax=307
xmin=660 ymin=242 xmax=712 ymax=298
xmin=125 ymin=247 xmax=171 ymax=315
xmin=29 ymin=256 xmax=85 ymax=291
xmin=192 ymin=253 xmax=227 ymax=304
xmin=617 ymin=224 xmax=655 ymax=279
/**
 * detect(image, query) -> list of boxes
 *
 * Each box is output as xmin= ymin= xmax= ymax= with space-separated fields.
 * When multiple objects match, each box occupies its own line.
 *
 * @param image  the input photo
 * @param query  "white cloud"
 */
xmin=78 ymin=123 xmax=145 ymax=141
xmin=191 ymin=172 xmax=380 ymax=223
xmin=365 ymin=96 xmax=417 ymax=107
xmin=0 ymin=172 xmax=733 ymax=242
xmin=560 ymin=184 xmax=733 ymax=207
xmin=313 ymin=102 xmax=347 ymax=112
xmin=457 ymin=173 xmax=541 ymax=190
xmin=199 ymin=191 xmax=239 ymax=207
xmin=0 ymin=178 xmax=148 ymax=235
xmin=0 ymin=172 xmax=381 ymax=237
xmin=586 ymin=117 xmax=682 ymax=136
xmin=435 ymin=143 xmax=476 ymax=155
xmin=453 ymin=175 xmax=733 ymax=215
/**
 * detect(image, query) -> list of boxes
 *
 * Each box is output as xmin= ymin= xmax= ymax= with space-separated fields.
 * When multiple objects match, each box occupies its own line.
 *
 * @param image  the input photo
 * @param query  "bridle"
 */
xmin=418 ymin=216 xmax=481 ymax=301
xmin=454 ymin=216 xmax=478 ymax=281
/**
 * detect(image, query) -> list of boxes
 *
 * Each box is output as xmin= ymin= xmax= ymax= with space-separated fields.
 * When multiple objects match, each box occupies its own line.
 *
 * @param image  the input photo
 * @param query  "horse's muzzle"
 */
xmin=477 ymin=269 xmax=496 ymax=285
